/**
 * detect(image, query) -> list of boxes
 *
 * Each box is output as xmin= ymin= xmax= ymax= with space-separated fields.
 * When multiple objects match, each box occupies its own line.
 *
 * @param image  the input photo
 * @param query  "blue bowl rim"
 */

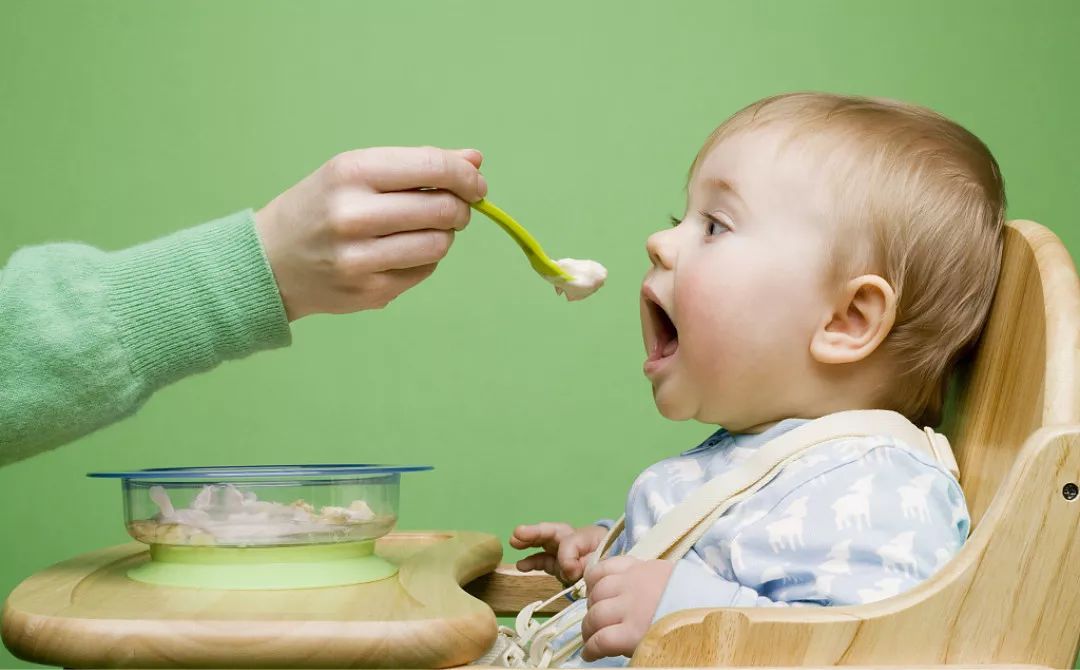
xmin=87 ymin=464 xmax=434 ymax=480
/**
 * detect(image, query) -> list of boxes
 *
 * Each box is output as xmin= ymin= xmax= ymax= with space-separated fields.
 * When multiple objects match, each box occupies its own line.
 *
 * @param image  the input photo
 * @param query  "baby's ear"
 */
xmin=810 ymin=275 xmax=897 ymax=365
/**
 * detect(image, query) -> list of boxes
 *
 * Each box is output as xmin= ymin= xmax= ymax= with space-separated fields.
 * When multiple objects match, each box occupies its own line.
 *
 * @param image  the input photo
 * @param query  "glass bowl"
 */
xmin=87 ymin=464 xmax=432 ymax=590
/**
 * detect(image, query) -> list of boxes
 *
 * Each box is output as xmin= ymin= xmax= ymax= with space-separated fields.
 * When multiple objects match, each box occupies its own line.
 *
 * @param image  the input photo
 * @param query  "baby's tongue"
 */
xmin=662 ymin=337 xmax=679 ymax=357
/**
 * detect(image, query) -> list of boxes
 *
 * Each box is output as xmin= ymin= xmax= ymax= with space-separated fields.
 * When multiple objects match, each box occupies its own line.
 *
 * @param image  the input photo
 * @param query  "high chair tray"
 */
xmin=1 ymin=531 xmax=501 ymax=668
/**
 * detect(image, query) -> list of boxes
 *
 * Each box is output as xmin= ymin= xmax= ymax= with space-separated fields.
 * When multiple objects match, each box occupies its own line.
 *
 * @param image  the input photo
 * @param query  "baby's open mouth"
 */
xmin=643 ymin=291 xmax=679 ymax=363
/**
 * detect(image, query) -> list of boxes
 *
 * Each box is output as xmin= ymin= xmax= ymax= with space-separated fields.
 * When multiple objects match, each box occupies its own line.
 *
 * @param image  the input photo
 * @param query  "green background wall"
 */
xmin=2 ymin=1 xmax=1078 ymax=667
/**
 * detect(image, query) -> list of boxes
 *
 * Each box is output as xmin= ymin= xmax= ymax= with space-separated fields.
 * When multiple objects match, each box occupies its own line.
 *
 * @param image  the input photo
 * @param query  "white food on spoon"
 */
xmin=550 ymin=258 xmax=608 ymax=301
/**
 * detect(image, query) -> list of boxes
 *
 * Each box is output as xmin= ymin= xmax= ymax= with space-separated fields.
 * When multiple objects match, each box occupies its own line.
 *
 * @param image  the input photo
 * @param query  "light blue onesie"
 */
xmin=558 ymin=418 xmax=970 ymax=667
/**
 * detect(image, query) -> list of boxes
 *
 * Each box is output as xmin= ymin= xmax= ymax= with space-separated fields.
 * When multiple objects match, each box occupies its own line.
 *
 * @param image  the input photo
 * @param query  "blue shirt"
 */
xmin=559 ymin=419 xmax=970 ymax=667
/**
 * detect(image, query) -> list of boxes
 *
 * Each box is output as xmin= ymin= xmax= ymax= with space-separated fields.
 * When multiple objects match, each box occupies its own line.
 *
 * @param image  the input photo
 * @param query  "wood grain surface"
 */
xmin=2 ymin=531 xmax=502 ymax=668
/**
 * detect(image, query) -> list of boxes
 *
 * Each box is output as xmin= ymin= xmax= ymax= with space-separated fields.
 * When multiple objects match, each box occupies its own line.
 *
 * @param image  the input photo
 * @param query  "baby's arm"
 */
xmin=651 ymin=442 xmax=969 ymax=621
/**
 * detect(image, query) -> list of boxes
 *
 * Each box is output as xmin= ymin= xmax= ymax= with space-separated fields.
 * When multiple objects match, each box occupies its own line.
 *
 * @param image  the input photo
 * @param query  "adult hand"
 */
xmin=255 ymin=146 xmax=487 ymax=320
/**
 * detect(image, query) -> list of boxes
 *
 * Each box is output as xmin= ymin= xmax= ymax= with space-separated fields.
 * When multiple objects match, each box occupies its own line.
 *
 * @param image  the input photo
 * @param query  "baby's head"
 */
xmin=641 ymin=92 xmax=1005 ymax=431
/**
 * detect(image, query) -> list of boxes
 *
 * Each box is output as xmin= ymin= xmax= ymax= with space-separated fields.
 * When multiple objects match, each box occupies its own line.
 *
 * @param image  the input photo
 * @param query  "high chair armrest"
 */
xmin=465 ymin=564 xmax=569 ymax=617
xmin=630 ymin=425 xmax=1080 ymax=668
xmin=632 ymin=605 xmax=861 ymax=667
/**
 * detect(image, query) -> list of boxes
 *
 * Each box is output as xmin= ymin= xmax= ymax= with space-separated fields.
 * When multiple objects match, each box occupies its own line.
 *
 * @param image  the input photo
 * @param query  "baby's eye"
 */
xmin=669 ymin=214 xmax=682 ymax=228
xmin=702 ymin=212 xmax=731 ymax=236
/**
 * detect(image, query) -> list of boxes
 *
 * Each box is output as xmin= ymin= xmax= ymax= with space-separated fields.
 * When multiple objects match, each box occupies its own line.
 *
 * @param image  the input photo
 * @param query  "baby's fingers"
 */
xmin=557 ymin=536 xmax=593 ymax=582
xmin=510 ymin=522 xmax=573 ymax=552
xmin=581 ymin=622 xmax=635 ymax=662
xmin=584 ymin=555 xmax=641 ymax=591
xmin=583 ymin=600 xmax=639 ymax=661
xmin=516 ymin=552 xmax=558 ymax=576
xmin=557 ymin=555 xmax=587 ymax=583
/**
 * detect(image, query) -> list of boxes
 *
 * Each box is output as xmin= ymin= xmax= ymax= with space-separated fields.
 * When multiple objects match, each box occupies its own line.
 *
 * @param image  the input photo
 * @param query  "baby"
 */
xmin=509 ymin=93 xmax=1005 ymax=667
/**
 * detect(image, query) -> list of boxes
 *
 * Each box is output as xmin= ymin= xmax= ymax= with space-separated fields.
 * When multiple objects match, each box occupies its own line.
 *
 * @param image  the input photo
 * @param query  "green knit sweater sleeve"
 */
xmin=0 ymin=210 xmax=291 ymax=466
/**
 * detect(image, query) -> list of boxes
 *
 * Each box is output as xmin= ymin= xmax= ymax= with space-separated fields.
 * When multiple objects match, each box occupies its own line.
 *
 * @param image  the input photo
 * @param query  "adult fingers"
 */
xmin=329 ymin=189 xmax=472 ymax=237
xmin=336 ymin=263 xmax=439 ymax=311
xmin=380 ymin=263 xmax=439 ymax=295
xmin=343 ymin=229 xmax=455 ymax=272
xmin=456 ymin=148 xmax=484 ymax=168
xmin=328 ymin=146 xmax=487 ymax=202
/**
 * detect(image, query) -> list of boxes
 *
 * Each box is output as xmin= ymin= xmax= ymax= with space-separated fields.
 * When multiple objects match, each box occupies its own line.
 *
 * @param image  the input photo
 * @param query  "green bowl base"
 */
xmin=128 ymin=539 xmax=398 ymax=590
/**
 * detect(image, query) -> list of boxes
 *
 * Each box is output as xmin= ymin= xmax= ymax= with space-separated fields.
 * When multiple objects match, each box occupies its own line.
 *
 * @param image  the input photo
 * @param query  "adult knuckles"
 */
xmin=327 ymin=148 xmax=395 ymax=186
xmin=334 ymin=245 xmax=374 ymax=282
xmin=418 ymin=145 xmax=450 ymax=176
xmin=420 ymin=229 xmax=454 ymax=261
xmin=432 ymin=192 xmax=467 ymax=228
xmin=420 ymin=147 xmax=480 ymax=200
xmin=325 ymin=193 xmax=363 ymax=236
xmin=325 ymin=151 xmax=365 ymax=185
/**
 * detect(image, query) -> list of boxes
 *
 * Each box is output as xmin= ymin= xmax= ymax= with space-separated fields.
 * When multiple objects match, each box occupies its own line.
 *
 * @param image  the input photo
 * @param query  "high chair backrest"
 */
xmin=943 ymin=219 xmax=1080 ymax=526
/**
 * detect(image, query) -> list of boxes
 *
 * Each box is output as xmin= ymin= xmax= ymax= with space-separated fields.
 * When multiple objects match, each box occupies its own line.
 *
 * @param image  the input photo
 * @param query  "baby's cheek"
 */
xmin=680 ymin=264 xmax=796 ymax=376
xmin=744 ymin=256 xmax=821 ymax=332
xmin=677 ymin=276 xmax=748 ymax=372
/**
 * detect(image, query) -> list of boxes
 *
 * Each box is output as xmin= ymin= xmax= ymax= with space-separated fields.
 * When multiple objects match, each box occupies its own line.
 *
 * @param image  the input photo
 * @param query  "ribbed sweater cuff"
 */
xmin=99 ymin=210 xmax=291 ymax=390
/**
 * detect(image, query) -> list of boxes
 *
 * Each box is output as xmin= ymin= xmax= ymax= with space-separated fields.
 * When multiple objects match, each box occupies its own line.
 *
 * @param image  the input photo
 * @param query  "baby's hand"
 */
xmin=580 ymin=556 xmax=674 ymax=662
xmin=510 ymin=522 xmax=608 ymax=584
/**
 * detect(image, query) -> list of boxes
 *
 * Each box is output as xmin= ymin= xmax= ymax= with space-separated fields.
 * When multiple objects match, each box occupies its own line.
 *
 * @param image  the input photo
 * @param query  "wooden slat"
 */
xmin=465 ymin=565 xmax=568 ymax=617
xmin=947 ymin=220 xmax=1080 ymax=525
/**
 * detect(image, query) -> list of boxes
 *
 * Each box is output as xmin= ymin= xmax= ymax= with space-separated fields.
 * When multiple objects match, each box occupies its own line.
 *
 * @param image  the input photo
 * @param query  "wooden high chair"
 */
xmin=466 ymin=219 xmax=1080 ymax=668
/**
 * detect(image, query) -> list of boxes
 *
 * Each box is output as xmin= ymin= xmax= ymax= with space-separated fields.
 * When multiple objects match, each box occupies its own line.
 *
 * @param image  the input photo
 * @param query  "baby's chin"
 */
xmin=650 ymin=385 xmax=698 ymax=421
xmin=652 ymin=385 xmax=742 ymax=426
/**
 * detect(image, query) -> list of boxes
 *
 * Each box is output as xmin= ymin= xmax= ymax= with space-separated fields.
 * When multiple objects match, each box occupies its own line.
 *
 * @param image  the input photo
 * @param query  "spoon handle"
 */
xmin=471 ymin=199 xmax=571 ymax=281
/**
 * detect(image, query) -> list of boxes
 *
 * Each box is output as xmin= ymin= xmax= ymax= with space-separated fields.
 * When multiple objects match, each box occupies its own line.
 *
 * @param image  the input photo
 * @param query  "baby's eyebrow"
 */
xmin=705 ymin=177 xmax=750 ymax=213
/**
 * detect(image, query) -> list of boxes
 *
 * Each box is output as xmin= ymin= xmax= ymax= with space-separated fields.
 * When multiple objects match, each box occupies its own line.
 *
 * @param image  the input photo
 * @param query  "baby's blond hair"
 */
xmin=695 ymin=93 xmax=1006 ymax=426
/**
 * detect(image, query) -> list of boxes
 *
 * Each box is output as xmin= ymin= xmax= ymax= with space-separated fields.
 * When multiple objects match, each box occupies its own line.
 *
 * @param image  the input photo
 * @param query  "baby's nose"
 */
xmin=646 ymin=229 xmax=675 ymax=270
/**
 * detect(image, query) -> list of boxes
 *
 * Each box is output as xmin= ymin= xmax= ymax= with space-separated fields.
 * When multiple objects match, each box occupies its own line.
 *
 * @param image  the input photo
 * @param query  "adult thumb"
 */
xmin=456 ymin=148 xmax=483 ymax=168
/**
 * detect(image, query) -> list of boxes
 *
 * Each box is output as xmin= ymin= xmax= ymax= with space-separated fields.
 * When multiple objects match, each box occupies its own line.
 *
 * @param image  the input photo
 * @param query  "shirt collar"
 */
xmin=681 ymin=417 xmax=811 ymax=456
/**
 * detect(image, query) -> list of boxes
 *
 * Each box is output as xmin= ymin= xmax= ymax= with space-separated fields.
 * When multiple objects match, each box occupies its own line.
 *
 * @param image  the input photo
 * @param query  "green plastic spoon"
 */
xmin=471 ymin=198 xmax=573 ymax=283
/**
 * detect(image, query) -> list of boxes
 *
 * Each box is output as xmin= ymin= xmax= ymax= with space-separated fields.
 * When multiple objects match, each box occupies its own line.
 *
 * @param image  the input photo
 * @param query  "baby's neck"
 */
xmin=728 ymin=359 xmax=896 ymax=435
xmin=733 ymin=419 xmax=783 ymax=435
xmin=729 ymin=398 xmax=889 ymax=436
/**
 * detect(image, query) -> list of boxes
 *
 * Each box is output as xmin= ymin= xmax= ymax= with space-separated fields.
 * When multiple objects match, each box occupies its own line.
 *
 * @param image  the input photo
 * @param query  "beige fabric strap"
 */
xmin=592 ymin=409 xmax=958 ymax=566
